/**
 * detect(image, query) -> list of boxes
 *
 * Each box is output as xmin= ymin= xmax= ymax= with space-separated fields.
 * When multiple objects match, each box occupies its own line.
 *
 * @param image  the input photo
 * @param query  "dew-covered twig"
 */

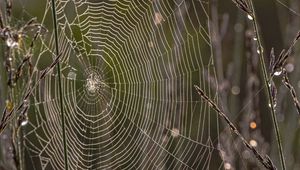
xmin=269 ymin=31 xmax=300 ymax=116
xmin=15 ymin=30 xmax=40 ymax=82
xmin=231 ymin=0 xmax=252 ymax=16
xmin=271 ymin=31 xmax=300 ymax=76
xmin=0 ymin=53 xmax=61 ymax=135
xmin=194 ymin=85 xmax=276 ymax=170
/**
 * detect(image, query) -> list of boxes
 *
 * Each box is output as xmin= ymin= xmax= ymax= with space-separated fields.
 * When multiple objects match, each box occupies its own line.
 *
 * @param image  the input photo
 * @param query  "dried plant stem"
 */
xmin=247 ymin=0 xmax=286 ymax=169
xmin=0 ymin=54 xmax=61 ymax=135
xmin=194 ymin=85 xmax=276 ymax=170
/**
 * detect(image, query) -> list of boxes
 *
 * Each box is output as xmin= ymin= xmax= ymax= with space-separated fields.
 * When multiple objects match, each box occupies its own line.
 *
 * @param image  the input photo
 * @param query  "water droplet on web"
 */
xmin=154 ymin=12 xmax=164 ymax=25
xmin=21 ymin=119 xmax=28 ymax=126
xmin=171 ymin=128 xmax=179 ymax=138
xmin=247 ymin=14 xmax=254 ymax=20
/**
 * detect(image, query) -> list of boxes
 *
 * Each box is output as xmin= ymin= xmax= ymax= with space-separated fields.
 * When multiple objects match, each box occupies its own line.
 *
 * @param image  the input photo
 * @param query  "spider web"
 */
xmin=22 ymin=0 xmax=222 ymax=169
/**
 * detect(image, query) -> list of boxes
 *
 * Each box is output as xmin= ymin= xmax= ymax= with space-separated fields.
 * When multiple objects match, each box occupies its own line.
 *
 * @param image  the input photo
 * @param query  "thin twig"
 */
xmin=272 ymin=31 xmax=300 ymax=76
xmin=15 ymin=30 xmax=40 ymax=82
xmin=231 ymin=0 xmax=252 ymax=16
xmin=194 ymin=85 xmax=276 ymax=170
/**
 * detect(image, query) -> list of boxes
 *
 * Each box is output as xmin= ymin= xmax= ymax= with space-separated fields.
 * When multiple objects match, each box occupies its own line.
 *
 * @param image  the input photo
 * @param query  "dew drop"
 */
xmin=257 ymin=48 xmax=261 ymax=54
xmin=249 ymin=139 xmax=258 ymax=147
xmin=6 ymin=38 xmax=18 ymax=48
xmin=171 ymin=128 xmax=179 ymax=138
xmin=268 ymin=102 xmax=276 ymax=108
xmin=23 ymin=99 xmax=29 ymax=107
xmin=68 ymin=71 xmax=77 ymax=79
xmin=268 ymin=82 xmax=272 ymax=87
xmin=6 ymin=38 xmax=13 ymax=47
xmin=21 ymin=119 xmax=28 ymax=126
xmin=274 ymin=70 xmax=282 ymax=76
xmin=5 ymin=100 xmax=13 ymax=111
xmin=154 ymin=12 xmax=164 ymax=25
xmin=247 ymin=14 xmax=254 ymax=20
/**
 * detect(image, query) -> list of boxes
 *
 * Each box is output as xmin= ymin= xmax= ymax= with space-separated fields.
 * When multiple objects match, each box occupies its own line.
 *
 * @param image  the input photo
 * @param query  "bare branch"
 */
xmin=194 ymin=85 xmax=276 ymax=170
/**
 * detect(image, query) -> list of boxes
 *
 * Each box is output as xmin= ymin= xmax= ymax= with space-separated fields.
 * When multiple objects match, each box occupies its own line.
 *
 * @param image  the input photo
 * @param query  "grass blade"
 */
xmin=50 ymin=0 xmax=68 ymax=169
xmin=246 ymin=0 xmax=286 ymax=169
